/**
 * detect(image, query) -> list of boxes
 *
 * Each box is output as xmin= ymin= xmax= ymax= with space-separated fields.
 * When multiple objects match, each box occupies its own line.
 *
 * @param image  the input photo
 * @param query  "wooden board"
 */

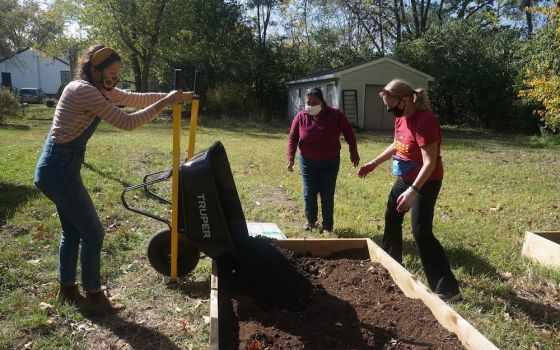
xmin=210 ymin=261 xmax=219 ymax=350
xmin=210 ymin=238 xmax=499 ymax=350
xmin=522 ymin=231 xmax=560 ymax=269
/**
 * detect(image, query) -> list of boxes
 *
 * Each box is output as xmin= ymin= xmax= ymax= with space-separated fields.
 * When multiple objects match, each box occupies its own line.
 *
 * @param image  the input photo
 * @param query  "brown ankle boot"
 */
xmin=57 ymin=284 xmax=86 ymax=306
xmin=81 ymin=291 xmax=124 ymax=316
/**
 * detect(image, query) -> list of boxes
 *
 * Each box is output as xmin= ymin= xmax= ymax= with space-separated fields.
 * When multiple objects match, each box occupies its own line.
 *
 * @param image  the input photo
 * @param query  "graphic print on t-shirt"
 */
xmin=395 ymin=134 xmax=410 ymax=155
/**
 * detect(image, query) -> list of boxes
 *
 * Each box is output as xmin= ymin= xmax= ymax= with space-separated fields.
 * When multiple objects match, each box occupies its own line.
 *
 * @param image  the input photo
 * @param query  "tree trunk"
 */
xmin=131 ymin=54 xmax=142 ymax=92
xmin=400 ymin=0 xmax=413 ymax=36
xmin=69 ymin=47 xmax=78 ymax=79
xmin=523 ymin=0 xmax=533 ymax=35
xmin=410 ymin=0 xmax=421 ymax=37
xmin=141 ymin=58 xmax=150 ymax=92
xmin=437 ymin=0 xmax=445 ymax=26
xmin=458 ymin=0 xmax=468 ymax=19
xmin=303 ymin=0 xmax=310 ymax=52
xmin=420 ymin=0 xmax=431 ymax=32
xmin=393 ymin=0 xmax=402 ymax=43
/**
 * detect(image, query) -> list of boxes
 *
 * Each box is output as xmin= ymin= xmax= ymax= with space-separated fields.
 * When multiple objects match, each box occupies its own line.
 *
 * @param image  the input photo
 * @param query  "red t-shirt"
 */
xmin=394 ymin=109 xmax=444 ymax=182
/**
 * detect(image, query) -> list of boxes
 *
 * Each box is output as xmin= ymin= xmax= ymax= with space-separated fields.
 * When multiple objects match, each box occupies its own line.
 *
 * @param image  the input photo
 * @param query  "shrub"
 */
xmin=0 ymin=88 xmax=19 ymax=123
xmin=394 ymin=20 xmax=537 ymax=132
xmin=46 ymin=99 xmax=56 ymax=108
xmin=206 ymin=81 xmax=251 ymax=118
xmin=518 ymin=7 xmax=560 ymax=133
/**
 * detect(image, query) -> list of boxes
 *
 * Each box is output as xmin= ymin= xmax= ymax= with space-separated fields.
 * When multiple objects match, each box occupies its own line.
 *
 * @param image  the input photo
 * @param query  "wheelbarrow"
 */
xmin=121 ymin=116 xmax=249 ymax=277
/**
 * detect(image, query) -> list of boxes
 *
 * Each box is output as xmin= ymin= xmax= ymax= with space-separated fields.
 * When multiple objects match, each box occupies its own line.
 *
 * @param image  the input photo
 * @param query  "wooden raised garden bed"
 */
xmin=209 ymin=238 xmax=498 ymax=350
xmin=522 ymin=231 xmax=560 ymax=269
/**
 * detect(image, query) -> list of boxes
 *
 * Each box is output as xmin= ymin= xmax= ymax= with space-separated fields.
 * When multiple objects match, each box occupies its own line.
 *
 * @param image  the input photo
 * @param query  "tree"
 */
xmin=519 ymin=4 xmax=560 ymax=132
xmin=80 ymin=0 xmax=187 ymax=91
xmin=0 ymin=0 xmax=65 ymax=58
xmin=395 ymin=20 xmax=535 ymax=131
xmin=244 ymin=0 xmax=284 ymax=107
xmin=156 ymin=0 xmax=255 ymax=95
xmin=35 ymin=0 xmax=90 ymax=79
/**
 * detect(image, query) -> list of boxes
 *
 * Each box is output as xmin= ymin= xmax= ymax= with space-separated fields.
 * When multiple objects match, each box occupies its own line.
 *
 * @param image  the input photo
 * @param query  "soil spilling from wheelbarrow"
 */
xmin=218 ymin=237 xmax=465 ymax=350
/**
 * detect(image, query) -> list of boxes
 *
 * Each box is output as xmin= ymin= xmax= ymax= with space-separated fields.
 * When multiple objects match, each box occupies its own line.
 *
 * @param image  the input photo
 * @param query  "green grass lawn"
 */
xmin=1 ymin=105 xmax=559 ymax=349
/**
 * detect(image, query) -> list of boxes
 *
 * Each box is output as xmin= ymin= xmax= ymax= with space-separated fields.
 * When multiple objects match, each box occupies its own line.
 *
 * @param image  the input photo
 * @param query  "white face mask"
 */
xmin=305 ymin=104 xmax=322 ymax=116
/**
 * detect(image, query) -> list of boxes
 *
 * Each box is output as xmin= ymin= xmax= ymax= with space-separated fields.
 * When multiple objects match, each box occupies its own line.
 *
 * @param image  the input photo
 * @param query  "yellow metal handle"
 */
xmin=187 ymin=98 xmax=200 ymax=159
xmin=170 ymin=103 xmax=182 ymax=282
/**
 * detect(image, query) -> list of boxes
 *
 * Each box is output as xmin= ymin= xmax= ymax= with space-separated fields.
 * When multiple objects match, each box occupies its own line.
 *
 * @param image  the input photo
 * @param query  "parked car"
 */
xmin=19 ymin=88 xmax=44 ymax=104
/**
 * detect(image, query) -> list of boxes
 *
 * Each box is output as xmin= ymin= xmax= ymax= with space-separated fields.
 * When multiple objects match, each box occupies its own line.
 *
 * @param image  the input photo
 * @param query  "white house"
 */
xmin=286 ymin=57 xmax=434 ymax=131
xmin=0 ymin=47 xmax=71 ymax=95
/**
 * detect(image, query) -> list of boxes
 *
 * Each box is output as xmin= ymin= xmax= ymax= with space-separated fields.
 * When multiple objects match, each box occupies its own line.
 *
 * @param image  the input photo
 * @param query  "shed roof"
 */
xmin=286 ymin=57 xmax=434 ymax=85
xmin=0 ymin=47 xmax=69 ymax=66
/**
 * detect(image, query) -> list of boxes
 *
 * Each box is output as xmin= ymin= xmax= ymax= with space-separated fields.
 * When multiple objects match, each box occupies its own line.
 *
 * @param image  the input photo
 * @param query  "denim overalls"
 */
xmin=34 ymin=118 xmax=104 ymax=291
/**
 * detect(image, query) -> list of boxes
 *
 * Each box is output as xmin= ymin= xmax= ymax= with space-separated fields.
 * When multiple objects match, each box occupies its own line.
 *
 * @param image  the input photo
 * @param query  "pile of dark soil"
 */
xmin=218 ymin=237 xmax=465 ymax=350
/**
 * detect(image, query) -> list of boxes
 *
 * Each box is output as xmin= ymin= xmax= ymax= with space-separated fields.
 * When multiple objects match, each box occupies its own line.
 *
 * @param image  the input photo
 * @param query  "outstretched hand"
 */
xmin=357 ymin=161 xmax=376 ymax=178
xmin=165 ymin=90 xmax=198 ymax=105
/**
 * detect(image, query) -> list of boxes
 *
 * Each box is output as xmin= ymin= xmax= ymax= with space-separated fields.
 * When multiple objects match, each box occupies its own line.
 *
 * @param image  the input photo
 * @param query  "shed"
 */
xmin=0 ymin=47 xmax=71 ymax=95
xmin=286 ymin=57 xmax=434 ymax=130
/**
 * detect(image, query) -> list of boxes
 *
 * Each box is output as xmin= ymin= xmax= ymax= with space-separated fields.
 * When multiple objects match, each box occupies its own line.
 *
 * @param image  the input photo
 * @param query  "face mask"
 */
xmin=306 ymin=104 xmax=322 ymax=116
xmin=387 ymin=98 xmax=404 ymax=117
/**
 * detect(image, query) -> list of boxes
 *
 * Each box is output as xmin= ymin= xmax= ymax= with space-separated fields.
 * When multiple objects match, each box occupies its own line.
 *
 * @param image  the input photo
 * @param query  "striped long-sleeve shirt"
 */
xmin=50 ymin=80 xmax=168 ymax=143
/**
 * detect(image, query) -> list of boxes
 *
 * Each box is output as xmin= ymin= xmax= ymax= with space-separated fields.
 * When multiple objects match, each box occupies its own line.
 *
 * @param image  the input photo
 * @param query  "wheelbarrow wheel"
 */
xmin=147 ymin=228 xmax=200 ymax=277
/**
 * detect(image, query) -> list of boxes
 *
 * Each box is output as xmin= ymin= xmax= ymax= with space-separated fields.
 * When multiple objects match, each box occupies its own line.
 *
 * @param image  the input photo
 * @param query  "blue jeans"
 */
xmin=34 ymin=119 xmax=103 ymax=292
xmin=299 ymin=154 xmax=340 ymax=230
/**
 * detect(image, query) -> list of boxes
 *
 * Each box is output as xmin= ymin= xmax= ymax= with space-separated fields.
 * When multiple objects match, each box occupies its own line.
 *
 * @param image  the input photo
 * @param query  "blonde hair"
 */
xmin=379 ymin=79 xmax=431 ymax=111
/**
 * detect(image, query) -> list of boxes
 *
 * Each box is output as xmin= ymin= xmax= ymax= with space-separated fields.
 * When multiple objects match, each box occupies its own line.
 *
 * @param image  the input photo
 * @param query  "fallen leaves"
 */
xmin=33 ymin=224 xmax=53 ymax=239
xmin=247 ymin=340 xmax=264 ymax=350
xmin=468 ymin=208 xmax=487 ymax=216
xmin=71 ymin=320 xmax=97 ymax=335
xmin=490 ymin=204 xmax=504 ymax=212
xmin=499 ymin=271 xmax=513 ymax=281
xmin=39 ymin=302 xmax=54 ymax=311
xmin=177 ymin=319 xmax=197 ymax=333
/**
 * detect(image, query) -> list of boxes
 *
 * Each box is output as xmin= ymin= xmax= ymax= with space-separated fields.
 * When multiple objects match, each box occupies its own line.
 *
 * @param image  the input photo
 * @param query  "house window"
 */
xmin=60 ymin=71 xmax=71 ymax=85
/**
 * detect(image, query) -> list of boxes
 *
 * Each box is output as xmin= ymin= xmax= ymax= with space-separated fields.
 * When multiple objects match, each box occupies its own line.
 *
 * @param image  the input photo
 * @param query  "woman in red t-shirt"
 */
xmin=357 ymin=79 xmax=460 ymax=301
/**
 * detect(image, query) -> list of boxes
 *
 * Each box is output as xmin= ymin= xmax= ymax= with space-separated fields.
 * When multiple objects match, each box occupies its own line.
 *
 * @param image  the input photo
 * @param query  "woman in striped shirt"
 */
xmin=34 ymin=45 xmax=195 ymax=315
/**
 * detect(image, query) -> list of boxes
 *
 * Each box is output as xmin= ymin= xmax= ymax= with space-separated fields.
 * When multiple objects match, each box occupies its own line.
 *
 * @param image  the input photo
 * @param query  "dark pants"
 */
xmin=383 ymin=177 xmax=459 ymax=294
xmin=299 ymin=154 xmax=340 ymax=230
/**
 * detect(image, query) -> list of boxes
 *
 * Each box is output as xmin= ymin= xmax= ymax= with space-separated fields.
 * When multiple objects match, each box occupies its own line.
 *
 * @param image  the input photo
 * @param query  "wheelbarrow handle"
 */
xmin=142 ymin=169 xmax=172 ymax=205
xmin=121 ymin=177 xmax=172 ymax=229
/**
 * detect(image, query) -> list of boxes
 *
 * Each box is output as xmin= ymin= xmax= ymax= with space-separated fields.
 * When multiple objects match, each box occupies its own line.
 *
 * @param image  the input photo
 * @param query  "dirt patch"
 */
xmin=1 ymin=224 xmax=30 ymax=237
xmin=82 ymin=308 xmax=183 ymax=350
xmin=218 ymin=238 xmax=465 ymax=350
xmin=80 ymin=269 xmax=212 ymax=350
xmin=254 ymin=186 xmax=297 ymax=211
xmin=509 ymin=274 xmax=560 ymax=327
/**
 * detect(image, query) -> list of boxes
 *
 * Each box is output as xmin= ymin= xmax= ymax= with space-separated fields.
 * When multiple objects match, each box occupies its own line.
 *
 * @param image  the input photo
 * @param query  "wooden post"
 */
xmin=170 ymin=69 xmax=184 ymax=282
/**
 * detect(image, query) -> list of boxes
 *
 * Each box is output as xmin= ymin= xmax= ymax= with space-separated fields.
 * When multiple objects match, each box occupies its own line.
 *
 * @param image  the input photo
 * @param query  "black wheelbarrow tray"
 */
xmin=122 ymin=141 xmax=249 ymax=276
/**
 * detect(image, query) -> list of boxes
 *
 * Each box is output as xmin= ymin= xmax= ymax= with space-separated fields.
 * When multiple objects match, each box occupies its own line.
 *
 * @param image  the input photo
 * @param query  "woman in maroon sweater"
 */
xmin=287 ymin=88 xmax=359 ymax=233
